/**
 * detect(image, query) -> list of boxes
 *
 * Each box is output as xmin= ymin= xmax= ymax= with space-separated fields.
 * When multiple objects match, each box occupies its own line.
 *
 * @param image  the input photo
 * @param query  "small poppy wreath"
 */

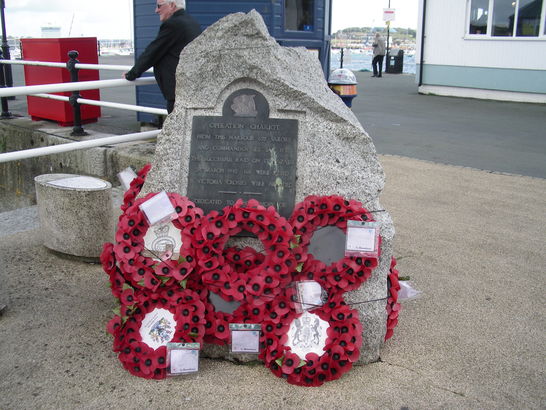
xmin=385 ymin=257 xmax=402 ymax=341
xmin=259 ymin=290 xmax=363 ymax=387
xmin=120 ymin=163 xmax=152 ymax=214
xmin=113 ymin=192 xmax=203 ymax=291
xmin=289 ymin=195 xmax=380 ymax=293
xmin=192 ymin=199 xmax=296 ymax=304
xmin=110 ymin=288 xmax=206 ymax=379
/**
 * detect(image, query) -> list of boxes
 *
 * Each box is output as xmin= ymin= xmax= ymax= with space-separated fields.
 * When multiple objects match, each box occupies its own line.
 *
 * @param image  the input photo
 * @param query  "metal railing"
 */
xmin=0 ymin=50 xmax=168 ymax=164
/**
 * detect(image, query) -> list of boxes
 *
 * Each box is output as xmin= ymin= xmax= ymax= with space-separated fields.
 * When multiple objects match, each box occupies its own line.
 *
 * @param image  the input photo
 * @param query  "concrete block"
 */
xmin=34 ymin=174 xmax=113 ymax=259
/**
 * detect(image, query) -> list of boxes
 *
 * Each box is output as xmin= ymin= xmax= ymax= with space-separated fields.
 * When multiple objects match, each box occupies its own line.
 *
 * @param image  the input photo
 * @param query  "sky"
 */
xmin=5 ymin=0 xmax=418 ymax=40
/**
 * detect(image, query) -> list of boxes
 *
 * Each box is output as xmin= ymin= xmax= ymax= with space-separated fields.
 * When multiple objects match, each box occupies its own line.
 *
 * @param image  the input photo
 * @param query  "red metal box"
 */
xmin=21 ymin=37 xmax=101 ymax=126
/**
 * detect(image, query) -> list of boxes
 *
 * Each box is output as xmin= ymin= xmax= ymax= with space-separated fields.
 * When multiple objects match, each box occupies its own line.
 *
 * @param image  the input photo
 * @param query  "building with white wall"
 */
xmin=416 ymin=0 xmax=546 ymax=103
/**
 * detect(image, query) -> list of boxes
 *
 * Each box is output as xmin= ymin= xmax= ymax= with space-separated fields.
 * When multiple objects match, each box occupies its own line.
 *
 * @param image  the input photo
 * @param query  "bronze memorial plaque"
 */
xmin=187 ymin=89 xmax=298 ymax=217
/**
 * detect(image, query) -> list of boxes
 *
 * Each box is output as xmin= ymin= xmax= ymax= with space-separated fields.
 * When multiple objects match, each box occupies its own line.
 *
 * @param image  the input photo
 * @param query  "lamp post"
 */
xmin=0 ymin=0 xmax=13 ymax=88
xmin=386 ymin=0 xmax=391 ymax=71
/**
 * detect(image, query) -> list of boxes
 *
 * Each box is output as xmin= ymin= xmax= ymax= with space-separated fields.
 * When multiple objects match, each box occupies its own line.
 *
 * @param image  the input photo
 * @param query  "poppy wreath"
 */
xmin=195 ymin=246 xmax=271 ymax=345
xmin=109 ymin=288 xmax=206 ymax=379
xmin=385 ymin=257 xmax=402 ymax=341
xmin=289 ymin=195 xmax=380 ymax=293
xmin=113 ymin=192 xmax=203 ymax=291
xmin=259 ymin=288 xmax=363 ymax=387
xmin=192 ymin=199 xmax=296 ymax=304
xmin=120 ymin=163 xmax=152 ymax=214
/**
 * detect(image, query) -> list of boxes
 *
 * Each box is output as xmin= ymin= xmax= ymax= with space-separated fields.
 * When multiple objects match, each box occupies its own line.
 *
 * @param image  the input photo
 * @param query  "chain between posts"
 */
xmin=67 ymin=50 xmax=88 ymax=136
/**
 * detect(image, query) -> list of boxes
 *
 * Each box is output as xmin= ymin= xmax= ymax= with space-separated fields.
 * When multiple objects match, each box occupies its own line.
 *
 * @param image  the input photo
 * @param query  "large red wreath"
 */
xmin=113 ymin=192 xmax=203 ymax=291
xmin=259 ymin=289 xmax=362 ymax=387
xmin=188 ymin=200 xmax=297 ymax=345
xmin=196 ymin=246 xmax=270 ymax=345
xmin=109 ymin=288 xmax=206 ymax=379
xmin=289 ymin=195 xmax=380 ymax=292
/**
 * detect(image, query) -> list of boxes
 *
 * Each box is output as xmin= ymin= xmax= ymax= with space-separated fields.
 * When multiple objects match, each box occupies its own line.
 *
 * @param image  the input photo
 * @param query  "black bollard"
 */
xmin=0 ymin=0 xmax=13 ymax=101
xmin=66 ymin=50 xmax=87 ymax=136
xmin=0 ymin=49 xmax=12 ymax=119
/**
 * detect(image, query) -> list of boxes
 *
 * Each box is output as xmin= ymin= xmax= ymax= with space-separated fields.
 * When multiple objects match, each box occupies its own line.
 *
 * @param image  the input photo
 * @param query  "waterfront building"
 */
xmin=417 ymin=0 xmax=546 ymax=103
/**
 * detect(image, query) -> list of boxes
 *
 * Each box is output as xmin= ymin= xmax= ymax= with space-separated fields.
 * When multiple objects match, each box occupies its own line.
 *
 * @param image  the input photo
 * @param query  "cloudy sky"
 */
xmin=5 ymin=0 xmax=418 ymax=39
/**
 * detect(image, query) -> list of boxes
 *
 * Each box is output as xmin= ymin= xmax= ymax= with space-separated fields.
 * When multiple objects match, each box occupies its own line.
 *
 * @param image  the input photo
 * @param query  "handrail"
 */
xmin=0 ymin=130 xmax=161 ymax=163
xmin=32 ymin=93 xmax=168 ymax=115
xmin=0 ymin=77 xmax=156 ymax=97
xmin=0 ymin=59 xmax=153 ymax=73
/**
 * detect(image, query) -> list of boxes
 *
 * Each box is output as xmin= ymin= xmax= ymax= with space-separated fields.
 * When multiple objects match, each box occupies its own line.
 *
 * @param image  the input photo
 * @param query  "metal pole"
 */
xmin=0 ymin=77 xmax=156 ymax=97
xmin=0 ymin=49 xmax=11 ymax=118
xmin=67 ymin=50 xmax=87 ymax=136
xmin=0 ymin=130 xmax=161 ymax=163
xmin=0 ymin=0 xmax=13 ymax=91
xmin=340 ymin=48 xmax=344 ymax=68
xmin=418 ymin=0 xmax=427 ymax=86
xmin=386 ymin=0 xmax=391 ymax=75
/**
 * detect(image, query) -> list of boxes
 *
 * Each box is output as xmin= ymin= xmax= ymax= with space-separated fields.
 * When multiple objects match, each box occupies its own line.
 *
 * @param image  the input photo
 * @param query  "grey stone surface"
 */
xmin=34 ymin=174 xmax=114 ymax=259
xmin=1 ymin=157 xmax=545 ymax=408
xmin=0 ymin=205 xmax=39 ymax=237
xmin=142 ymin=10 xmax=394 ymax=363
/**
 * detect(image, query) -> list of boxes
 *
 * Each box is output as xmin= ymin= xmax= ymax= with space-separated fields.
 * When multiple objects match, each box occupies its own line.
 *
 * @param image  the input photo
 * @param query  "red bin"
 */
xmin=21 ymin=37 xmax=101 ymax=126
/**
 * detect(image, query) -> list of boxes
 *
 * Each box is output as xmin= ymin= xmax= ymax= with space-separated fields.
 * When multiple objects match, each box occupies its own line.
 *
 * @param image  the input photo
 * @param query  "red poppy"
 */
xmin=120 ymin=287 xmax=136 ymax=306
xmin=280 ymin=352 xmax=300 ymax=374
xmin=107 ymin=315 xmax=122 ymax=336
xmin=214 ymin=318 xmax=230 ymax=340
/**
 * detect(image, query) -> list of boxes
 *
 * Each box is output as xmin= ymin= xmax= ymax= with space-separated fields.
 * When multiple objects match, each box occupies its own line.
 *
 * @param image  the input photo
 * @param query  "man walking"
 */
xmin=124 ymin=0 xmax=201 ymax=113
xmin=371 ymin=32 xmax=386 ymax=78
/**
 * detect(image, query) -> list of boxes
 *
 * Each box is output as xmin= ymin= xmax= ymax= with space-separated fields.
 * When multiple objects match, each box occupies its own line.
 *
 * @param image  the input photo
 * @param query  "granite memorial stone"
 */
xmin=141 ymin=10 xmax=395 ymax=364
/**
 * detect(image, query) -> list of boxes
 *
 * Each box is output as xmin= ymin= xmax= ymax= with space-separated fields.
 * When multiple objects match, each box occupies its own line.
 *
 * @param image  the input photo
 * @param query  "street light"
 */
xmin=0 ymin=0 xmax=13 ymax=117
xmin=386 ymin=0 xmax=391 ymax=67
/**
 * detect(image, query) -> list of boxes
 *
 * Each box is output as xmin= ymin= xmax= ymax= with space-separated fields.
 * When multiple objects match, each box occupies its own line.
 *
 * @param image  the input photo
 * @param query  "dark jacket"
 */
xmin=125 ymin=9 xmax=201 ymax=101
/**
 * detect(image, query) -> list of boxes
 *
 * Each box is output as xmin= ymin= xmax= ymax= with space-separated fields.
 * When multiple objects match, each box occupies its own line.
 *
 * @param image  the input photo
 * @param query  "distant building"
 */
xmin=133 ymin=0 xmax=333 ymax=123
xmin=417 ymin=0 xmax=546 ymax=103
xmin=41 ymin=25 xmax=61 ymax=38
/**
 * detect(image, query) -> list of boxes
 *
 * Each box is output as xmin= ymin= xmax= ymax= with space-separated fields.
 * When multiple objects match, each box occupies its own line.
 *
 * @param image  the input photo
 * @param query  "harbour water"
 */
xmin=330 ymin=50 xmax=416 ymax=74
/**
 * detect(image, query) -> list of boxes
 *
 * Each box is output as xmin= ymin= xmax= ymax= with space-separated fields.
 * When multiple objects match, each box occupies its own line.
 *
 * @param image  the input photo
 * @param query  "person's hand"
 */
xmin=122 ymin=72 xmax=128 ymax=79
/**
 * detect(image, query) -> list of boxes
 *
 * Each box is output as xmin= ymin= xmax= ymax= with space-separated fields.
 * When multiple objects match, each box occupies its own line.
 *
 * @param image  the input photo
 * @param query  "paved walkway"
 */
xmin=1 ymin=155 xmax=544 ymax=409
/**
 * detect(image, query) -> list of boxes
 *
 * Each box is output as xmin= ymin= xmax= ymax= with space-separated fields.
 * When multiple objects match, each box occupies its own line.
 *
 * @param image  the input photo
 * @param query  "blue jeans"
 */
xmin=372 ymin=55 xmax=384 ymax=76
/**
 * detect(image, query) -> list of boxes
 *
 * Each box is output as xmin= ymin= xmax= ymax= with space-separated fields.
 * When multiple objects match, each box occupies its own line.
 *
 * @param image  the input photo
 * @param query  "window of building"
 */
xmin=468 ymin=0 xmax=545 ymax=37
xmin=516 ymin=0 xmax=543 ymax=36
xmin=470 ymin=0 xmax=490 ymax=34
xmin=285 ymin=0 xmax=315 ymax=31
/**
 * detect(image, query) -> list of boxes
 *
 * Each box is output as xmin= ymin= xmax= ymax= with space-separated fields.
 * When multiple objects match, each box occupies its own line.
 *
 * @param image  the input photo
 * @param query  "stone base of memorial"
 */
xmin=35 ymin=173 xmax=113 ymax=259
